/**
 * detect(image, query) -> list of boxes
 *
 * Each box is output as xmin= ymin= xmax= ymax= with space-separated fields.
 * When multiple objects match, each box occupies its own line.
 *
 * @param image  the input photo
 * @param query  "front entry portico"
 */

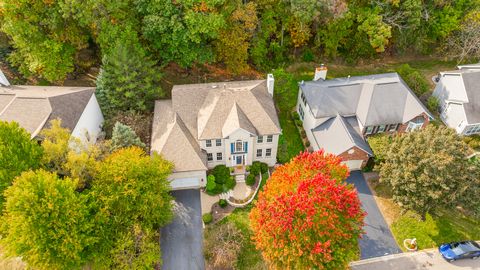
xmin=231 ymin=154 xmax=246 ymax=166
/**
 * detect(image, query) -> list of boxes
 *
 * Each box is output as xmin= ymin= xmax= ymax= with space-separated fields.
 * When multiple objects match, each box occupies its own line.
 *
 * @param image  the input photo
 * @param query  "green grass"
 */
xmin=371 ymin=180 xmax=480 ymax=251
xmin=391 ymin=210 xmax=480 ymax=251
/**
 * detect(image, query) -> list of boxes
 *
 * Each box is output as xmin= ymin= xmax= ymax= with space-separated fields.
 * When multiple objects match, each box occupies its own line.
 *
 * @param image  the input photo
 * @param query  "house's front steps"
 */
xmin=219 ymin=190 xmax=233 ymax=200
xmin=235 ymin=174 xmax=245 ymax=182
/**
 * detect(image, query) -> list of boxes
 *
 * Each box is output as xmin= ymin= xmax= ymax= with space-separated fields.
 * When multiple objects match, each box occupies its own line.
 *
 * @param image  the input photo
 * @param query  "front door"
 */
xmin=236 ymin=155 xmax=243 ymax=165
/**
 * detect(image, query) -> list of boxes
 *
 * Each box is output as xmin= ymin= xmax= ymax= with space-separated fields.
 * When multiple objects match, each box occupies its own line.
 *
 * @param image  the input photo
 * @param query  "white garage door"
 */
xmin=342 ymin=160 xmax=363 ymax=171
xmin=170 ymin=177 xmax=201 ymax=190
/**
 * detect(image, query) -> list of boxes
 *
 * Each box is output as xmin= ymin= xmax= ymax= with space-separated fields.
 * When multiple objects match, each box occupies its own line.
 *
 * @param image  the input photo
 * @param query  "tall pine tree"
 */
xmin=96 ymin=31 xmax=164 ymax=116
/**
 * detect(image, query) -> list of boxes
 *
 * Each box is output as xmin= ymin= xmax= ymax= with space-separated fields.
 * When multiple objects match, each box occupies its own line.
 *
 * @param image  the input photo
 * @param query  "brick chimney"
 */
xmin=267 ymin=73 xmax=274 ymax=96
xmin=314 ymin=64 xmax=328 ymax=81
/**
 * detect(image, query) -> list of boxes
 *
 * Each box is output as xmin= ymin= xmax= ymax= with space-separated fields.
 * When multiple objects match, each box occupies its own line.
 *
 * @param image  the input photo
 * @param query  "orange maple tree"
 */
xmin=250 ymin=151 xmax=365 ymax=269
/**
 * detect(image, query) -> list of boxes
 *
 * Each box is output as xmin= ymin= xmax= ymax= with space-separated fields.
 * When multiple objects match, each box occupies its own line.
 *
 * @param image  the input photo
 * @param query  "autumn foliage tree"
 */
xmin=250 ymin=151 xmax=364 ymax=269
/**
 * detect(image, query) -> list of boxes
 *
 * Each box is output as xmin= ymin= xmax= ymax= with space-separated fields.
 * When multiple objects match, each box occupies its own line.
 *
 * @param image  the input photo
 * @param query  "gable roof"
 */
xmin=301 ymin=73 xmax=432 ymax=126
xmin=222 ymin=102 xmax=257 ymax=137
xmin=437 ymin=68 xmax=480 ymax=124
xmin=0 ymin=85 xmax=94 ymax=137
xmin=312 ymin=115 xmax=373 ymax=156
xmin=151 ymin=100 xmax=207 ymax=172
xmin=172 ymin=80 xmax=281 ymax=140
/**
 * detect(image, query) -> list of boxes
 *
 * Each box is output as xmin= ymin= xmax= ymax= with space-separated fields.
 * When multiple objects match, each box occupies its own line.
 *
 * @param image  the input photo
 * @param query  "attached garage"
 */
xmin=342 ymin=160 xmax=364 ymax=171
xmin=168 ymin=170 xmax=207 ymax=191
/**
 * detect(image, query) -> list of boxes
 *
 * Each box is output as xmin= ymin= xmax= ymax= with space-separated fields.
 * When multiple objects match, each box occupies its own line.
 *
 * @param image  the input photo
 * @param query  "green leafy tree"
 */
xmin=0 ymin=0 xmax=89 ymax=81
xmin=396 ymin=64 xmax=429 ymax=96
xmin=367 ymin=134 xmax=393 ymax=165
xmin=0 ymin=170 xmax=96 ymax=270
xmin=0 ymin=121 xmax=42 ymax=208
xmin=379 ymin=125 xmax=477 ymax=219
xmin=96 ymin=34 xmax=164 ymax=116
xmin=40 ymin=119 xmax=72 ymax=175
xmin=136 ymin=0 xmax=225 ymax=67
xmin=215 ymin=1 xmax=258 ymax=73
xmin=90 ymin=147 xmax=173 ymax=268
xmin=110 ymin=122 xmax=146 ymax=152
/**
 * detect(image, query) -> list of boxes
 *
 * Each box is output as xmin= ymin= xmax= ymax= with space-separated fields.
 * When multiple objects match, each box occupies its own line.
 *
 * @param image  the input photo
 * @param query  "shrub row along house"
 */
xmin=0 ymin=71 xmax=103 ymax=143
xmin=151 ymin=75 xmax=281 ymax=190
xmin=297 ymin=66 xmax=433 ymax=170
xmin=434 ymin=64 xmax=480 ymax=135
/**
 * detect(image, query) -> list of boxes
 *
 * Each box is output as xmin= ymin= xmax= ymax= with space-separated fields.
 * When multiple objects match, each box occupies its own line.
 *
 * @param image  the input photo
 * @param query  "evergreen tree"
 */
xmin=110 ymin=122 xmax=146 ymax=152
xmin=96 ymin=33 xmax=164 ymax=116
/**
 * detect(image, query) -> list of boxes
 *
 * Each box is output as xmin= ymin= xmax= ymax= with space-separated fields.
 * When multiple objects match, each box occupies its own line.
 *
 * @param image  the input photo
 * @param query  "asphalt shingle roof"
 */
xmin=0 ymin=85 xmax=94 ymax=137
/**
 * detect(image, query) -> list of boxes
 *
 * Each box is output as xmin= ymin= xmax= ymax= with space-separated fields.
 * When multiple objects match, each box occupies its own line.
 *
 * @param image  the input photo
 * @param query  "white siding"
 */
xmin=71 ymin=95 xmax=104 ymax=143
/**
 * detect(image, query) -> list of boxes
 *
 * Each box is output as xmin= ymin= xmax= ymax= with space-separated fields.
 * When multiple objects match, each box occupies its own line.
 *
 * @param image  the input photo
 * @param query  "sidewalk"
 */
xmin=350 ymin=248 xmax=480 ymax=270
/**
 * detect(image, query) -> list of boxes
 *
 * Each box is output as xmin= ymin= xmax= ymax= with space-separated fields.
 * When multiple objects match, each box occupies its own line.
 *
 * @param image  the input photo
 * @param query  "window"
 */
xmin=256 ymin=149 xmax=263 ymax=157
xmin=265 ymin=148 xmax=272 ymax=157
xmin=465 ymin=125 xmax=480 ymax=135
xmin=216 ymin=139 xmax=222 ymax=146
xmin=267 ymin=135 xmax=273 ymax=142
xmin=388 ymin=124 xmax=398 ymax=132
xmin=406 ymin=118 xmax=424 ymax=132
xmin=299 ymin=105 xmax=305 ymax=120
xmin=235 ymin=141 xmax=243 ymax=152
xmin=301 ymin=91 xmax=307 ymax=105
xmin=377 ymin=125 xmax=386 ymax=133
xmin=206 ymin=140 xmax=212 ymax=147
xmin=216 ymin=152 xmax=222 ymax=161
xmin=207 ymin=153 xmax=213 ymax=161
xmin=365 ymin=126 xmax=374 ymax=135
xmin=257 ymin=136 xmax=263 ymax=143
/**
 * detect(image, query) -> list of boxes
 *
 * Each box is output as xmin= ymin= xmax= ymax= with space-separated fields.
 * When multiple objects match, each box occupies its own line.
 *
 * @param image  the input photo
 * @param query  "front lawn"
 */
xmin=369 ymin=179 xmax=480 ymax=251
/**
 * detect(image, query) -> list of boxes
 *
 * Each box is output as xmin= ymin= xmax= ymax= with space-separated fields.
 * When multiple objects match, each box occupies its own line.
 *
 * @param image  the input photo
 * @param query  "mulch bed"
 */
xmin=211 ymin=202 xmax=236 ymax=224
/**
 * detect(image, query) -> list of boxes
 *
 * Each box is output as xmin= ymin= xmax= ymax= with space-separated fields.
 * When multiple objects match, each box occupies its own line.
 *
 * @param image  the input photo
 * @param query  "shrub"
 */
xmin=427 ymin=96 xmax=439 ymax=113
xmin=206 ymin=175 xmax=220 ymax=195
xmin=250 ymin=161 xmax=261 ymax=176
xmin=302 ymin=49 xmax=314 ymax=62
xmin=463 ymin=135 xmax=480 ymax=150
xmin=246 ymin=173 xmax=256 ymax=186
xmin=219 ymin=199 xmax=228 ymax=208
xmin=203 ymin=213 xmax=213 ymax=224
xmin=103 ymin=111 xmax=152 ymax=146
xmin=204 ymin=223 xmax=244 ymax=269
xmin=292 ymin=111 xmax=300 ymax=121
xmin=367 ymin=134 xmax=392 ymax=164
xmin=301 ymin=129 xmax=306 ymax=137
xmin=260 ymin=162 xmax=268 ymax=174
xmin=110 ymin=122 xmax=146 ymax=151
xmin=294 ymin=119 xmax=303 ymax=127
xmin=396 ymin=64 xmax=429 ymax=96
xmin=305 ymin=140 xmax=311 ymax=147
xmin=212 ymin=165 xmax=231 ymax=185
xmin=224 ymin=175 xmax=236 ymax=191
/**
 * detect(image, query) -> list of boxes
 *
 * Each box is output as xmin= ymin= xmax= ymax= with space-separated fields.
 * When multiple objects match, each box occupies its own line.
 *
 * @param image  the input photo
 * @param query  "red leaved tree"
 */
xmin=250 ymin=151 xmax=365 ymax=269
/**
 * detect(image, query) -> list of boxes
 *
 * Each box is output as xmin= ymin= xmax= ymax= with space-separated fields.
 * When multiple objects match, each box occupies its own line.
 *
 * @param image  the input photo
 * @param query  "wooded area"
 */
xmin=1 ymin=0 xmax=479 ymax=82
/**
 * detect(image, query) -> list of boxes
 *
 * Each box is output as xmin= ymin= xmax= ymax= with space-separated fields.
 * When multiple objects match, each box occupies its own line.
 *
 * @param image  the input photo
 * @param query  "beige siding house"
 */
xmin=151 ymin=75 xmax=281 ymax=190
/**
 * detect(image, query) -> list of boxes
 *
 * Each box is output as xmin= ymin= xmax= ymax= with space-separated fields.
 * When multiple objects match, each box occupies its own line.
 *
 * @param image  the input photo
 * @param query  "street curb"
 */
xmin=349 ymin=248 xmax=437 ymax=266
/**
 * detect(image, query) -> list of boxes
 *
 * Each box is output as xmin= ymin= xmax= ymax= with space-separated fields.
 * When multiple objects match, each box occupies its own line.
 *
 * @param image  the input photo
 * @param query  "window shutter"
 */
xmin=231 ymin=143 xmax=234 ymax=153
xmin=244 ymin=142 xmax=248 ymax=152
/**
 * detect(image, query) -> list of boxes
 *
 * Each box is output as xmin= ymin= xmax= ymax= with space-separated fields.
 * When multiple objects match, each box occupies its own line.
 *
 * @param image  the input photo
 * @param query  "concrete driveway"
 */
xmin=347 ymin=171 xmax=402 ymax=259
xmin=160 ymin=189 xmax=205 ymax=270
xmin=350 ymin=248 xmax=480 ymax=270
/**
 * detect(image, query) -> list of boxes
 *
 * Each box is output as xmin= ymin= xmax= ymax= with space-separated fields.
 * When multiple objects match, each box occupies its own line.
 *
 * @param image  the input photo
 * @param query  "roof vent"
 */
xmin=0 ymin=68 xmax=11 ymax=87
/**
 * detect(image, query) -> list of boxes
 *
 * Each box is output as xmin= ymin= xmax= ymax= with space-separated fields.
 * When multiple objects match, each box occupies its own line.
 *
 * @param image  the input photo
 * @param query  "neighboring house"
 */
xmin=433 ymin=63 xmax=480 ymax=135
xmin=0 ymin=76 xmax=104 ymax=142
xmin=151 ymin=75 xmax=281 ymax=190
xmin=297 ymin=67 xmax=433 ymax=170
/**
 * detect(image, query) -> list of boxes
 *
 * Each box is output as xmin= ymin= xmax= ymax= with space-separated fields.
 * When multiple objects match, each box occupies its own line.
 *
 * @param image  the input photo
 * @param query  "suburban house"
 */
xmin=297 ymin=67 xmax=433 ymax=170
xmin=0 ymin=70 xmax=104 ymax=142
xmin=151 ymin=75 xmax=281 ymax=190
xmin=433 ymin=63 xmax=480 ymax=135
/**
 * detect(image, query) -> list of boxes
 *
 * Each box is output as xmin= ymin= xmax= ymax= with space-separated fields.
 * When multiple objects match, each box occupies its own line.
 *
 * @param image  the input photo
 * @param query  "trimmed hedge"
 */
xmin=246 ymin=174 xmax=256 ymax=186
xmin=219 ymin=199 xmax=228 ymax=208
xmin=203 ymin=213 xmax=213 ymax=224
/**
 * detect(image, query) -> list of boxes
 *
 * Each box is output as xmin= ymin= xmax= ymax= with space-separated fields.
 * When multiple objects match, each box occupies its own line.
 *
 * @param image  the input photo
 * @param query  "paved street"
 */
xmin=347 ymin=171 xmax=402 ymax=259
xmin=160 ymin=189 xmax=205 ymax=270
xmin=350 ymin=248 xmax=480 ymax=270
